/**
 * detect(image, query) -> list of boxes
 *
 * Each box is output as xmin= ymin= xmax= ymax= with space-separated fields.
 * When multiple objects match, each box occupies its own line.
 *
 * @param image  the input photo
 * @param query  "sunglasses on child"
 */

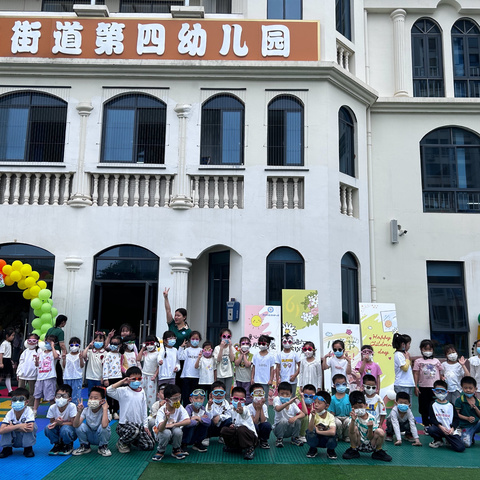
xmin=55 ymin=393 xmax=69 ymax=399
xmin=222 ymin=334 xmax=232 ymax=339
xmin=302 ymin=346 xmax=314 ymax=352
xmin=240 ymin=342 xmax=251 ymax=346
xmin=283 ymin=339 xmax=293 ymax=344
xmin=191 ymin=389 xmax=206 ymax=397
xmin=258 ymin=342 xmax=268 ymax=346
xmin=212 ymin=390 xmax=226 ymax=396
xmin=69 ymin=343 xmax=80 ymax=347
xmin=27 ymin=339 xmax=38 ymax=344
xmin=11 ymin=396 xmax=27 ymax=403
xmin=433 ymin=388 xmax=447 ymax=394
xmin=334 ymin=383 xmax=347 ymax=388
xmin=314 ymin=396 xmax=326 ymax=403
xmin=362 ymin=349 xmax=373 ymax=355
xmin=333 ymin=348 xmax=344 ymax=352
xmin=231 ymin=397 xmax=245 ymax=403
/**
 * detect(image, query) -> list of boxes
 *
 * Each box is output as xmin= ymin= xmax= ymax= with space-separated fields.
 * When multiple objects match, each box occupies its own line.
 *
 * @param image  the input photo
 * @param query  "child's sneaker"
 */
xmin=98 ymin=445 xmax=112 ymax=457
xmin=342 ymin=447 xmax=360 ymax=459
xmin=275 ymin=438 xmax=284 ymax=448
xmin=344 ymin=436 xmax=350 ymax=443
xmin=59 ymin=443 xmax=74 ymax=456
xmin=23 ymin=447 xmax=35 ymax=458
xmin=243 ymin=446 xmax=255 ymax=460
xmin=260 ymin=440 xmax=270 ymax=449
xmin=306 ymin=447 xmax=317 ymax=458
xmin=327 ymin=449 xmax=337 ymax=459
xmin=171 ymin=448 xmax=187 ymax=459
xmin=429 ymin=440 xmax=443 ymax=449
xmin=218 ymin=437 xmax=224 ymax=444
xmin=116 ymin=441 xmax=131 ymax=454
xmin=202 ymin=438 xmax=210 ymax=446
xmin=371 ymin=449 xmax=392 ymax=462
xmin=113 ymin=413 xmax=119 ymax=420
xmin=73 ymin=444 xmax=91 ymax=456
xmin=405 ymin=434 xmax=415 ymax=442
xmin=385 ymin=435 xmax=393 ymax=442
xmin=298 ymin=436 xmax=307 ymax=443
xmin=0 ymin=447 xmax=13 ymax=458
xmin=48 ymin=444 xmax=62 ymax=456
xmin=152 ymin=452 xmax=164 ymax=462
xmin=192 ymin=443 xmax=207 ymax=453
xmin=291 ymin=437 xmax=304 ymax=446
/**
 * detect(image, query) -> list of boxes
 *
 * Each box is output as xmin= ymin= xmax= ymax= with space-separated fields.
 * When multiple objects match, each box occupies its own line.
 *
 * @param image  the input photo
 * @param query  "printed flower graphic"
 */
xmin=283 ymin=323 xmax=297 ymax=336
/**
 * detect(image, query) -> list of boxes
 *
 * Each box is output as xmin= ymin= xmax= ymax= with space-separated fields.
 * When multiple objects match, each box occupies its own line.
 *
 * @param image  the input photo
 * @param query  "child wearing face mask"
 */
xmin=455 ymin=376 xmax=480 ymax=447
xmin=178 ymin=331 xmax=202 ymax=406
xmin=72 ymin=386 xmax=112 ymax=457
xmin=235 ymin=337 xmax=253 ymax=403
xmin=63 ymin=337 xmax=84 ymax=405
xmin=426 ymin=379 xmax=465 ymax=451
xmin=158 ymin=331 xmax=180 ymax=386
xmin=44 ymin=384 xmax=77 ymax=456
xmin=298 ymin=341 xmax=323 ymax=392
xmin=298 ymin=384 xmax=317 ymax=443
xmin=181 ymin=388 xmax=211 ymax=453
xmin=385 ymin=391 xmax=422 ymax=446
xmin=251 ymin=335 xmax=276 ymax=400
xmin=204 ymin=380 xmax=232 ymax=446
xmin=248 ymin=383 xmax=272 ymax=448
xmin=413 ymin=339 xmax=443 ymax=426
xmin=138 ymin=335 xmax=160 ymax=409
xmin=276 ymin=334 xmax=300 ymax=397
xmin=468 ymin=339 xmax=480 ymax=391
xmin=33 ymin=335 xmax=59 ymax=416
xmin=0 ymin=387 xmax=37 ymax=458
xmin=152 ymin=384 xmax=190 ymax=461
xmin=103 ymin=335 xmax=123 ymax=418
xmin=442 ymin=344 xmax=469 ymax=405
xmin=213 ymin=329 xmax=235 ymax=401
xmin=392 ymin=332 xmax=415 ymax=396
xmin=121 ymin=335 xmax=141 ymax=373
xmin=355 ymin=345 xmax=382 ymax=391
xmin=328 ymin=374 xmax=352 ymax=443
xmin=195 ymin=341 xmax=216 ymax=396
xmin=362 ymin=375 xmax=386 ymax=426
xmin=83 ymin=332 xmax=106 ymax=392
xmin=17 ymin=333 xmax=40 ymax=406
xmin=107 ymin=366 xmax=155 ymax=454
xmin=323 ymin=340 xmax=352 ymax=381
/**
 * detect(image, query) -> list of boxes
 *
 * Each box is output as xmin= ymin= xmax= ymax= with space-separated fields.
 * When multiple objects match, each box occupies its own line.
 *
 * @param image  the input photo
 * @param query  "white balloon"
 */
xmin=386 ymin=390 xmax=396 ymax=401
xmin=37 ymin=341 xmax=46 ymax=351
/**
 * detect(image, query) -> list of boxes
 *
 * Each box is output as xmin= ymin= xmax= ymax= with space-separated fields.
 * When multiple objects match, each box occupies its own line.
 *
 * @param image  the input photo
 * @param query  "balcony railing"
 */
xmin=1 ymin=172 xmax=73 ymax=205
xmin=423 ymin=190 xmax=480 ymax=213
xmin=336 ymin=40 xmax=353 ymax=72
xmin=340 ymin=182 xmax=357 ymax=217
xmin=267 ymin=177 xmax=304 ymax=209
xmin=190 ymin=175 xmax=243 ymax=209
xmin=89 ymin=172 xmax=174 ymax=207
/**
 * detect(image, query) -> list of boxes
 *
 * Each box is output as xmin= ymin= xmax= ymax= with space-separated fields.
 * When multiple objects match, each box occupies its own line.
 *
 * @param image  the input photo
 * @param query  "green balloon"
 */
xmin=48 ymin=299 xmax=53 ymax=305
xmin=32 ymin=329 xmax=42 ymax=337
xmin=32 ymin=318 xmax=42 ymax=330
xmin=41 ymin=323 xmax=50 ymax=333
xmin=51 ymin=307 xmax=58 ymax=317
xmin=40 ymin=313 xmax=52 ymax=323
xmin=31 ymin=298 xmax=42 ymax=310
xmin=33 ymin=308 xmax=42 ymax=317
xmin=38 ymin=289 xmax=51 ymax=301
xmin=40 ymin=333 xmax=45 ymax=341
xmin=41 ymin=303 xmax=52 ymax=313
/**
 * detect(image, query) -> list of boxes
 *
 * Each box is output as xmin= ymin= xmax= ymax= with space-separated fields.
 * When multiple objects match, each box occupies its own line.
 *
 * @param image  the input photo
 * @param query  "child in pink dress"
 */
xmin=354 ymin=345 xmax=383 ymax=392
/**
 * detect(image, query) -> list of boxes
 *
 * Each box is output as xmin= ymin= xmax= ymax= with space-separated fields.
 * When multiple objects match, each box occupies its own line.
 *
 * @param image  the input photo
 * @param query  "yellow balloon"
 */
xmin=25 ymin=277 xmax=36 ymax=288
xmin=17 ymin=279 xmax=27 ymax=290
xmin=21 ymin=264 xmax=32 ymax=276
xmin=23 ymin=290 xmax=32 ymax=300
xmin=12 ymin=260 xmax=23 ymax=271
xmin=2 ymin=265 xmax=12 ymax=276
xmin=30 ymin=285 xmax=41 ymax=297
xmin=10 ymin=271 xmax=21 ymax=282
xmin=30 ymin=271 xmax=40 ymax=281
xmin=37 ymin=280 xmax=47 ymax=290
xmin=4 ymin=276 xmax=14 ymax=286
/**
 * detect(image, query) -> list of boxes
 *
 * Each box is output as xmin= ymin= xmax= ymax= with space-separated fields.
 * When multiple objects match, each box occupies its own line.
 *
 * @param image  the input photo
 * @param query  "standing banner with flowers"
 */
xmin=244 ymin=305 xmax=281 ymax=356
xmin=281 ymin=289 xmax=319 ymax=354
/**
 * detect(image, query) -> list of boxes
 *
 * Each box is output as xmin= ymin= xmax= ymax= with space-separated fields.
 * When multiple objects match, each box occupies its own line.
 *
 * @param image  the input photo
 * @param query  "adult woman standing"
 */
xmin=163 ymin=288 xmax=191 ymax=349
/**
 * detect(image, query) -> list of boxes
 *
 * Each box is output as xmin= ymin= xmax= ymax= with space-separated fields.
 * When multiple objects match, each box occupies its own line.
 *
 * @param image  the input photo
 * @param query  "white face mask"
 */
xmin=305 ymin=351 xmax=314 ymax=358
xmin=147 ymin=345 xmax=155 ymax=352
xmin=422 ymin=351 xmax=433 ymax=358
xmin=127 ymin=344 xmax=135 ymax=351
xmin=70 ymin=346 xmax=79 ymax=353
xmin=55 ymin=398 xmax=68 ymax=408
xmin=241 ymin=345 xmax=250 ymax=352
xmin=88 ymin=399 xmax=101 ymax=409
xmin=447 ymin=353 xmax=458 ymax=362
xmin=259 ymin=345 xmax=268 ymax=351
xmin=354 ymin=408 xmax=366 ymax=417
xmin=27 ymin=343 xmax=37 ymax=350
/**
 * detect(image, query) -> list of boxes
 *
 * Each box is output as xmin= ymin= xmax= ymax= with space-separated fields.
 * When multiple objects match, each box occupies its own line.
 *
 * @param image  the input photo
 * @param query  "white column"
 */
xmin=169 ymin=255 xmax=192 ymax=311
xmin=63 ymin=256 xmax=83 ymax=339
xmin=68 ymin=102 xmax=94 ymax=207
xmin=170 ymin=104 xmax=194 ymax=209
xmin=391 ymin=9 xmax=409 ymax=97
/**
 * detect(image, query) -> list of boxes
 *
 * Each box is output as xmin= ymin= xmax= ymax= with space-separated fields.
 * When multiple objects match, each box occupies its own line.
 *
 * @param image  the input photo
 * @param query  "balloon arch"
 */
xmin=0 ymin=259 xmax=57 ymax=340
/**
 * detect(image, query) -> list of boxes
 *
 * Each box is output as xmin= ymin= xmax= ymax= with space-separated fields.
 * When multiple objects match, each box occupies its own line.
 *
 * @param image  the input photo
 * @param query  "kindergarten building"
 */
xmin=0 ymin=0 xmax=479 ymax=357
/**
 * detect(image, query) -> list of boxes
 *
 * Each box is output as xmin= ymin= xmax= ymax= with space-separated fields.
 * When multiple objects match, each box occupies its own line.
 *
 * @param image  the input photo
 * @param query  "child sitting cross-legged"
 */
xmin=72 ymin=386 xmax=112 ymax=457
xmin=181 ymin=388 xmax=211 ymax=453
xmin=204 ymin=381 xmax=232 ymax=446
xmin=385 ymin=391 xmax=422 ymax=446
xmin=0 ymin=387 xmax=37 ymax=458
xmin=273 ymin=381 xmax=305 ymax=448
xmin=342 ymin=390 xmax=392 ymax=462
xmin=248 ymin=384 xmax=272 ymax=449
xmin=152 ymin=384 xmax=190 ymax=461
xmin=305 ymin=390 xmax=337 ymax=459
xmin=455 ymin=376 xmax=480 ymax=448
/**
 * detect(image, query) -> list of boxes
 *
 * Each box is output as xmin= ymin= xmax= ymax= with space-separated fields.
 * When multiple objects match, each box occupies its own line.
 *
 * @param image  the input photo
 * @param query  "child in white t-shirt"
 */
xmin=362 ymin=374 xmax=386 ymax=425
xmin=138 ymin=335 xmax=160 ymax=409
xmin=158 ymin=331 xmax=180 ymax=385
xmin=63 ymin=337 xmax=84 ymax=405
xmin=273 ymin=381 xmax=305 ymax=447
xmin=17 ymin=334 xmax=40 ymax=406
xmin=195 ymin=341 xmax=216 ymax=395
xmin=248 ymin=383 xmax=272 ymax=449
xmin=235 ymin=337 xmax=253 ymax=402
xmin=177 ymin=331 xmax=202 ymax=405
xmin=276 ymin=334 xmax=300 ymax=397
xmin=251 ymin=335 xmax=276 ymax=400
xmin=82 ymin=333 xmax=106 ymax=391
xmin=0 ymin=328 xmax=15 ymax=396
xmin=323 ymin=340 xmax=352 ymax=381
xmin=442 ymin=344 xmax=469 ymax=405
xmin=213 ymin=329 xmax=235 ymax=400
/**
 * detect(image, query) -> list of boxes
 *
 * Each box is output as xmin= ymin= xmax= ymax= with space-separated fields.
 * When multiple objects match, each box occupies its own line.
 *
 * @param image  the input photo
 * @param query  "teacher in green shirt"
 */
xmin=46 ymin=314 xmax=67 ymax=385
xmin=163 ymin=288 xmax=191 ymax=349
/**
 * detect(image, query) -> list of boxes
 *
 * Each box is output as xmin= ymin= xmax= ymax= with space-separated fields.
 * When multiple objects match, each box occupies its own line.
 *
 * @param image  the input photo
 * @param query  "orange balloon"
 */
xmin=0 ymin=259 xmax=5 ymax=270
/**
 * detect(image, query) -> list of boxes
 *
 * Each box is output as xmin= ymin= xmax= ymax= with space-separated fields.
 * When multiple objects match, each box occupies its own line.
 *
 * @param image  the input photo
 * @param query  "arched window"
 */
xmin=411 ymin=18 xmax=444 ymax=97
xmin=341 ymin=252 xmax=359 ymax=324
xmin=452 ymin=19 xmax=480 ymax=97
xmin=421 ymin=127 xmax=480 ymax=213
xmin=200 ymin=94 xmax=244 ymax=165
xmin=101 ymin=94 xmax=166 ymax=164
xmin=266 ymin=247 xmax=304 ymax=306
xmin=339 ymin=107 xmax=355 ymax=176
xmin=268 ymin=95 xmax=304 ymax=166
xmin=336 ymin=0 xmax=351 ymax=40
xmin=267 ymin=0 xmax=302 ymax=20
xmin=0 ymin=92 xmax=67 ymax=162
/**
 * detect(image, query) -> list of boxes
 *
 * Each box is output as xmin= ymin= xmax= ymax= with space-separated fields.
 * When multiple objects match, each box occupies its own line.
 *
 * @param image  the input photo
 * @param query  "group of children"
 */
xmin=1 ymin=323 xmax=480 ymax=463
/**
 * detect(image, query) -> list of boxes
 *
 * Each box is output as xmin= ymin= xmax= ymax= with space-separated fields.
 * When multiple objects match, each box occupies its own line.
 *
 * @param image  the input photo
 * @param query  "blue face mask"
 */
xmin=464 ymin=392 xmax=475 ymax=398
xmin=304 ymin=398 xmax=314 ymax=405
xmin=44 ymin=343 xmax=52 ymax=350
xmin=130 ymin=381 xmax=142 ymax=390
xmin=231 ymin=400 xmax=238 ymax=409
xmin=193 ymin=401 xmax=204 ymax=409
xmin=167 ymin=339 xmax=176 ymax=347
xmin=334 ymin=350 xmax=343 ymax=358
xmin=477 ymin=347 xmax=480 ymax=355
xmin=94 ymin=342 xmax=104 ymax=349
xmin=190 ymin=339 xmax=199 ymax=347
xmin=280 ymin=397 xmax=290 ymax=404
xmin=335 ymin=384 xmax=347 ymax=393
xmin=213 ymin=398 xmax=224 ymax=404
xmin=109 ymin=345 xmax=119 ymax=352
xmin=12 ymin=401 xmax=25 ymax=411
xmin=397 ymin=404 xmax=409 ymax=412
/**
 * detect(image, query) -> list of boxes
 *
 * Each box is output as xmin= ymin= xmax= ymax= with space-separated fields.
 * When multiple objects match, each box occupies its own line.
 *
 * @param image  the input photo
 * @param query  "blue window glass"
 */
xmin=101 ymin=94 xmax=166 ymax=164
xmin=200 ymin=94 xmax=244 ymax=165
xmin=341 ymin=252 xmax=359 ymax=324
xmin=336 ymin=0 xmax=351 ymax=40
xmin=412 ymin=19 xmax=444 ymax=97
xmin=452 ymin=19 xmax=480 ymax=97
xmin=267 ymin=0 xmax=302 ymax=20
xmin=0 ymin=92 xmax=67 ymax=163
xmin=421 ymin=127 xmax=480 ymax=213
xmin=268 ymin=95 xmax=304 ymax=166
xmin=339 ymin=107 xmax=355 ymax=176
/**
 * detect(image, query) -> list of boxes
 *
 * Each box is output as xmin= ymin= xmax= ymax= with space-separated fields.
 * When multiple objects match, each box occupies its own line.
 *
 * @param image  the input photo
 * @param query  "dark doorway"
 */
xmin=207 ymin=251 xmax=230 ymax=343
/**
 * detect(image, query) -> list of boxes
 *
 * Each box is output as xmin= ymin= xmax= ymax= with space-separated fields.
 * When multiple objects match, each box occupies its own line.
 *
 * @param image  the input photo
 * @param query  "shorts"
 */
xmin=0 ymin=358 xmax=13 ymax=376
xmin=358 ymin=441 xmax=375 ymax=453
xmin=34 ymin=377 xmax=57 ymax=401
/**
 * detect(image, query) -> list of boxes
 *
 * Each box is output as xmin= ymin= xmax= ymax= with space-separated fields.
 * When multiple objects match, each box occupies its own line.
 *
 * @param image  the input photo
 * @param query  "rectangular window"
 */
xmin=267 ymin=0 xmax=302 ymax=20
xmin=0 ymin=108 xmax=28 ymax=161
xmin=427 ymin=261 xmax=469 ymax=356
xmin=103 ymin=109 xmax=135 ymax=163
xmin=222 ymin=111 xmax=241 ymax=165
xmin=120 ymin=0 xmax=183 ymax=13
xmin=42 ymin=0 xmax=105 ymax=11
